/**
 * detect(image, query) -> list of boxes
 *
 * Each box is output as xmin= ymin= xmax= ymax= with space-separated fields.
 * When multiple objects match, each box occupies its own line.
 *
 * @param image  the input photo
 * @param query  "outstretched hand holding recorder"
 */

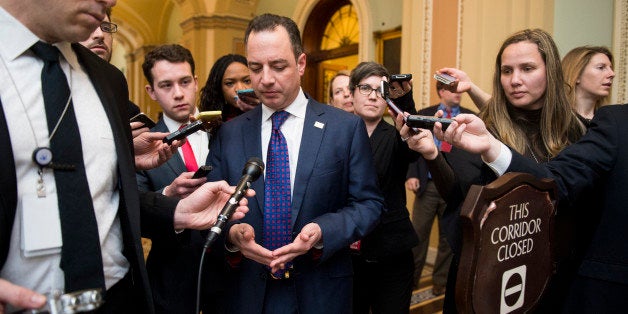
xmin=380 ymin=80 xmax=452 ymax=131
xmin=162 ymin=111 xmax=222 ymax=144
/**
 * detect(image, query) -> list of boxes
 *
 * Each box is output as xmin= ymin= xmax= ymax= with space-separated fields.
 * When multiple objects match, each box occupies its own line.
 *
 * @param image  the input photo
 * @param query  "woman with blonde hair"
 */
xmin=562 ymin=46 xmax=614 ymax=125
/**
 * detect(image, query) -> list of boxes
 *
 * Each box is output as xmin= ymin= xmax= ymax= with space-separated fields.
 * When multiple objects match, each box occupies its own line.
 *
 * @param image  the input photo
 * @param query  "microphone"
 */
xmin=203 ymin=157 xmax=264 ymax=249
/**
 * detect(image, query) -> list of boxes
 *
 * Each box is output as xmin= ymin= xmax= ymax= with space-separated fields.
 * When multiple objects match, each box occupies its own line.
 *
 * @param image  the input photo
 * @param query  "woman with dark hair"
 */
xmin=199 ymin=54 xmax=258 ymax=121
xmin=349 ymin=61 xmax=419 ymax=314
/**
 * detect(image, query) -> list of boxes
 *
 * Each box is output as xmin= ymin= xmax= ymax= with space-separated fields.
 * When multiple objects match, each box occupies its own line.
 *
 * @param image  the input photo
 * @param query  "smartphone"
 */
xmin=163 ymin=120 xmax=204 ymax=144
xmin=196 ymin=111 xmax=222 ymax=122
xmin=191 ymin=165 xmax=213 ymax=178
xmin=129 ymin=112 xmax=156 ymax=129
xmin=236 ymin=88 xmax=256 ymax=99
xmin=390 ymin=74 xmax=413 ymax=83
xmin=434 ymin=73 xmax=456 ymax=86
xmin=406 ymin=115 xmax=453 ymax=131
xmin=381 ymin=80 xmax=405 ymax=116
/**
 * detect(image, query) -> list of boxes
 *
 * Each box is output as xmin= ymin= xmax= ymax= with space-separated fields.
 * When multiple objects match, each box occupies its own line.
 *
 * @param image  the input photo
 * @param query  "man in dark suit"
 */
xmin=406 ymin=81 xmax=475 ymax=294
xmin=429 ymin=104 xmax=628 ymax=312
xmin=137 ymin=44 xmax=222 ymax=314
xmin=207 ymin=14 xmax=384 ymax=313
xmin=0 ymin=1 xmax=251 ymax=313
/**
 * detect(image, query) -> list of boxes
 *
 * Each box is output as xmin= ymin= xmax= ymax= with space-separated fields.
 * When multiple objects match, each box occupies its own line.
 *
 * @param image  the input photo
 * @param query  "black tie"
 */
xmin=30 ymin=42 xmax=105 ymax=292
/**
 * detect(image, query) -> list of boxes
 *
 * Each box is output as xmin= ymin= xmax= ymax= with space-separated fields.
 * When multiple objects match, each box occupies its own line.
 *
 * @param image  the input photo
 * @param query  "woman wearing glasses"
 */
xmin=349 ymin=61 xmax=419 ymax=314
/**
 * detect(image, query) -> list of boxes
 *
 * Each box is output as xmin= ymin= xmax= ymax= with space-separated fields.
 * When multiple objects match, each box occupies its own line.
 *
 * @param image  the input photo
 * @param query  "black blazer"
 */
xmin=358 ymin=119 xmax=419 ymax=259
xmin=508 ymin=104 xmax=628 ymax=287
xmin=0 ymin=44 xmax=180 ymax=313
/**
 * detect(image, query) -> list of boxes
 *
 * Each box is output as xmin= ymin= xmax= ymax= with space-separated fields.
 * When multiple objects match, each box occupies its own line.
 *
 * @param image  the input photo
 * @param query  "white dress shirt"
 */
xmin=162 ymin=109 xmax=210 ymax=169
xmin=0 ymin=6 xmax=128 ymax=297
xmin=260 ymin=89 xmax=308 ymax=195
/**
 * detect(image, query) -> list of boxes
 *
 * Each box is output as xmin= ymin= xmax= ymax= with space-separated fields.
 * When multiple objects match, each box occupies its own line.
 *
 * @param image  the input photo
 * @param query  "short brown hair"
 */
xmin=142 ymin=44 xmax=195 ymax=86
xmin=244 ymin=14 xmax=303 ymax=61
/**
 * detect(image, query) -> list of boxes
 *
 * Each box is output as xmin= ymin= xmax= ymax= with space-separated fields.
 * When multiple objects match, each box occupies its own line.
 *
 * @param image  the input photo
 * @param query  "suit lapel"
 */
xmin=291 ymin=100 xmax=326 ymax=224
xmin=0 ymin=97 xmax=18 ymax=269
xmin=242 ymin=108 xmax=265 ymax=212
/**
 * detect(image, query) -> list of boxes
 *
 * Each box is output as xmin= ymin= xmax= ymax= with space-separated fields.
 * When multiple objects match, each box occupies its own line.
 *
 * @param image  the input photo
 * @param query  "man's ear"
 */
xmin=145 ymin=84 xmax=157 ymax=101
xmin=297 ymin=53 xmax=306 ymax=76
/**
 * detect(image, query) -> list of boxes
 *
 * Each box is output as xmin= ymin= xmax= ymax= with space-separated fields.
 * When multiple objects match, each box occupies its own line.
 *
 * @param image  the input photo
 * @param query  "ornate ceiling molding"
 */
xmin=180 ymin=15 xmax=251 ymax=33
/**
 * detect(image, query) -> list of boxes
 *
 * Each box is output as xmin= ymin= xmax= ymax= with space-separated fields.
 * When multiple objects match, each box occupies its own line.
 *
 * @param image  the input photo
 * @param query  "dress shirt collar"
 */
xmin=437 ymin=102 xmax=461 ymax=116
xmin=261 ymin=88 xmax=308 ymax=122
xmin=0 ymin=6 xmax=77 ymax=71
xmin=163 ymin=108 xmax=200 ymax=132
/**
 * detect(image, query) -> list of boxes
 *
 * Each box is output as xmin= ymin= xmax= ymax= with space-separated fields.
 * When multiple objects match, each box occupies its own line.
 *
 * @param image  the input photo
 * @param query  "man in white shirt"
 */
xmin=0 ymin=1 xmax=251 ymax=312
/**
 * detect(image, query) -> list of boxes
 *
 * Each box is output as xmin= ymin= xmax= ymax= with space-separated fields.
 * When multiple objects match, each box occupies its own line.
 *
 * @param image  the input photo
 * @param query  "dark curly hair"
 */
xmin=199 ymin=54 xmax=248 ymax=120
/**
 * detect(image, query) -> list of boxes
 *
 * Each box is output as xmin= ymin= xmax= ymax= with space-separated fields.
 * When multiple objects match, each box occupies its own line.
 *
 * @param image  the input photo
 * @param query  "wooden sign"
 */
xmin=456 ymin=172 xmax=556 ymax=313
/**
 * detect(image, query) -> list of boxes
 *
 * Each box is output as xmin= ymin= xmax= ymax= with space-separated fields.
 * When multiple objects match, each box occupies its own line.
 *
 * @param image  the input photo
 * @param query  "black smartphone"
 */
xmin=390 ymin=74 xmax=412 ymax=83
xmin=406 ymin=115 xmax=453 ymax=131
xmin=130 ymin=112 xmax=156 ymax=129
xmin=163 ymin=120 xmax=204 ymax=144
xmin=433 ymin=73 xmax=456 ymax=86
xmin=191 ymin=165 xmax=213 ymax=178
xmin=236 ymin=88 xmax=256 ymax=99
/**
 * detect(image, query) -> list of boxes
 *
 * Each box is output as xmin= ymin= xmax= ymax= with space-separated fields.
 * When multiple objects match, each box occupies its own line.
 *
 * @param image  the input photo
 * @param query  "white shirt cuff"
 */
xmin=484 ymin=142 xmax=512 ymax=176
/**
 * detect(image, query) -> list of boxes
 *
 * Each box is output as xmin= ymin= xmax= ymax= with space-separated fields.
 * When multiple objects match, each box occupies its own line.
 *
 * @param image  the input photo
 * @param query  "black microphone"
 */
xmin=203 ymin=157 xmax=264 ymax=250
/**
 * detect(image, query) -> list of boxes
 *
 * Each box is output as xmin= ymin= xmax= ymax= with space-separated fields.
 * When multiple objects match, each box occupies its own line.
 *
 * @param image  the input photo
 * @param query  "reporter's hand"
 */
xmin=434 ymin=113 xmax=501 ymax=161
xmin=235 ymin=95 xmax=260 ymax=112
xmin=163 ymin=172 xmax=207 ymax=198
xmin=389 ymin=79 xmax=413 ymax=99
xmin=436 ymin=68 xmax=470 ymax=93
xmin=437 ymin=67 xmax=490 ymax=110
xmin=173 ymin=180 xmax=253 ymax=230
xmin=405 ymin=178 xmax=420 ymax=192
xmin=130 ymin=122 xmax=149 ymax=138
xmin=397 ymin=113 xmax=439 ymax=160
xmin=228 ymin=223 xmax=274 ymax=266
xmin=0 ymin=279 xmax=46 ymax=314
xmin=134 ymin=131 xmax=181 ymax=170
xmin=270 ymin=223 xmax=322 ymax=273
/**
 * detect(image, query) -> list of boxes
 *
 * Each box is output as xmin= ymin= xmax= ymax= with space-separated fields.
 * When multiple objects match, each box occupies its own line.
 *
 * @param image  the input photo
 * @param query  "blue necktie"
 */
xmin=263 ymin=111 xmax=292 ymax=278
xmin=30 ymin=42 xmax=105 ymax=292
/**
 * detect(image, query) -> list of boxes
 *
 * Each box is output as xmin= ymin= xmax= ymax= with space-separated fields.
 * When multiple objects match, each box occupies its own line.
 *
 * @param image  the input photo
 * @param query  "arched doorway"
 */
xmin=302 ymin=0 xmax=359 ymax=103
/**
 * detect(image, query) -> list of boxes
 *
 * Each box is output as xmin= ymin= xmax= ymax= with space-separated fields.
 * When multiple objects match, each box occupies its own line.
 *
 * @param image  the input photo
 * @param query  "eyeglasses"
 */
xmin=100 ymin=21 xmax=118 ymax=33
xmin=355 ymin=84 xmax=383 ymax=97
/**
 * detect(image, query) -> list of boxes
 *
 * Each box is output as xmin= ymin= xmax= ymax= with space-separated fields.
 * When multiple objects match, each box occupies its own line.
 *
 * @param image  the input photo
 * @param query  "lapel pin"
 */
xmin=314 ymin=121 xmax=325 ymax=129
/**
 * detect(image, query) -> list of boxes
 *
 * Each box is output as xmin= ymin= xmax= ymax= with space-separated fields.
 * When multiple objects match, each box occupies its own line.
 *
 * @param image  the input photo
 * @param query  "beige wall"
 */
xmin=110 ymin=0 xmax=628 ymax=116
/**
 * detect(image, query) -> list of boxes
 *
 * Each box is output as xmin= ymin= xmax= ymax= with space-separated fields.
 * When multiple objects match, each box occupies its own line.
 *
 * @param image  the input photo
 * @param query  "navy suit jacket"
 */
xmin=507 ymin=104 xmax=628 ymax=288
xmin=0 ymin=44 xmax=180 ymax=313
xmin=207 ymin=99 xmax=384 ymax=313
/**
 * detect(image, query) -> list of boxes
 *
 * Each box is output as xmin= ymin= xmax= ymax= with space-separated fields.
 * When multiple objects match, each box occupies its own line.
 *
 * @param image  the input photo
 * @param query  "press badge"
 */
xmin=20 ymin=194 xmax=62 ymax=257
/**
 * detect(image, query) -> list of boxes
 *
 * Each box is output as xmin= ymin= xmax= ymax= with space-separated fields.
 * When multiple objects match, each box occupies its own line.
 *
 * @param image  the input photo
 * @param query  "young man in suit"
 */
xmin=0 ymin=1 xmax=252 ymax=312
xmin=405 ymin=104 xmax=628 ymax=312
xmin=207 ymin=13 xmax=384 ymax=314
xmin=406 ymin=81 xmax=475 ymax=294
xmin=137 ymin=44 xmax=221 ymax=314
